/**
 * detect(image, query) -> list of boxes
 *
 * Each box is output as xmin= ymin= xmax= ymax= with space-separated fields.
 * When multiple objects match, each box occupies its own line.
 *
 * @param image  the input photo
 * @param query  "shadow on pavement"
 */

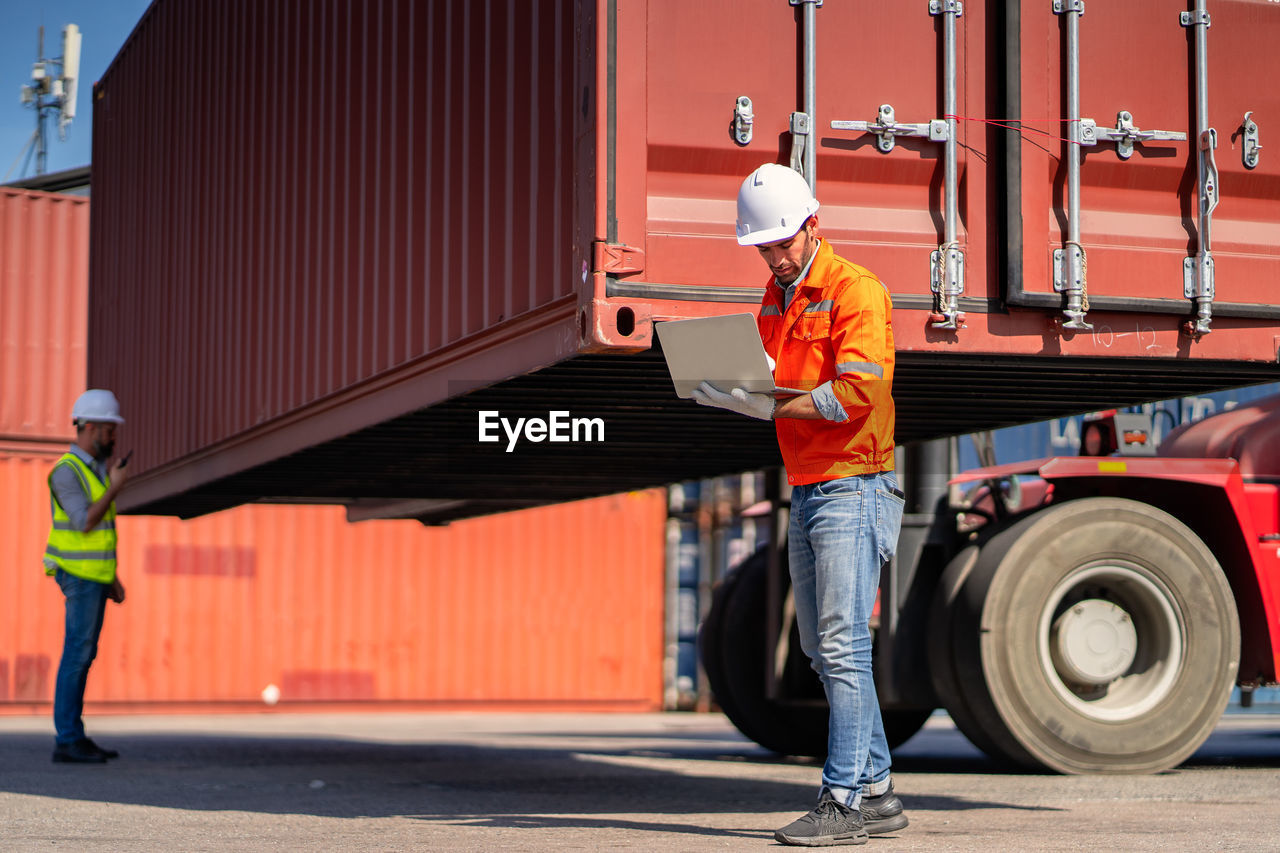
xmin=0 ymin=728 xmax=1058 ymax=826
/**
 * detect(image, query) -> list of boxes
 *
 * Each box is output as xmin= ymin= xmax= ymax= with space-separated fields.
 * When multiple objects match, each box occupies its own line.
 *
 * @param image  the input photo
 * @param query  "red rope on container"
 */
xmin=943 ymin=114 xmax=1080 ymax=146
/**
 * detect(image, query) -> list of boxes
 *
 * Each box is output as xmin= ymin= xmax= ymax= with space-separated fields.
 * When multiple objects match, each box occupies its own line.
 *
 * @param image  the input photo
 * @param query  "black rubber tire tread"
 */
xmin=697 ymin=555 xmax=740 ymax=726
xmin=700 ymin=547 xmax=932 ymax=757
xmin=881 ymin=708 xmax=933 ymax=751
xmin=949 ymin=520 xmax=1050 ymax=769
xmin=952 ymin=497 xmax=1241 ymax=774
xmin=925 ymin=544 xmax=1013 ymax=762
xmin=706 ymin=547 xmax=829 ymax=757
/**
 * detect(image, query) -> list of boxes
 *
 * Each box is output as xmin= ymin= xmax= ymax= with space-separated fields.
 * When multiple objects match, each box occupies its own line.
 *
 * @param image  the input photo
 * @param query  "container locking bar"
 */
xmin=1053 ymin=0 xmax=1091 ymax=331
xmin=1182 ymin=0 xmax=1217 ymax=338
xmin=930 ymin=0 xmax=964 ymax=330
xmin=790 ymin=0 xmax=822 ymax=189
xmin=832 ymin=105 xmax=949 ymax=154
xmin=1054 ymin=4 xmax=1188 ymax=331
xmin=1080 ymin=111 xmax=1186 ymax=160
xmin=830 ymin=0 xmax=966 ymax=330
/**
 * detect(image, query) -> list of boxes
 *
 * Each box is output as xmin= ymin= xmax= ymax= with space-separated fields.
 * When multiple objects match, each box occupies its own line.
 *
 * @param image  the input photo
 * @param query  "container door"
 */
xmin=612 ymin=0 xmax=989 ymax=318
xmin=1015 ymin=0 xmax=1280 ymax=319
xmin=1203 ymin=2 xmax=1280 ymax=312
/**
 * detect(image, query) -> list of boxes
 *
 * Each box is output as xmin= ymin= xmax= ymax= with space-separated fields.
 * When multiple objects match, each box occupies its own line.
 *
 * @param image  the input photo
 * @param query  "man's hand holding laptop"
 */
xmin=690 ymin=382 xmax=778 ymax=421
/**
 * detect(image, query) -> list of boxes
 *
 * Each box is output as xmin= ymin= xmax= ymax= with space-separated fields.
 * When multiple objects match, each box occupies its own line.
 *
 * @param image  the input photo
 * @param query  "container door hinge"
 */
xmin=1183 ymin=255 xmax=1215 ymax=301
xmin=1242 ymin=111 xmax=1261 ymax=170
xmin=1053 ymin=243 xmax=1090 ymax=330
xmin=1183 ymin=250 xmax=1215 ymax=339
xmin=929 ymin=245 xmax=966 ymax=330
xmin=593 ymin=241 xmax=645 ymax=276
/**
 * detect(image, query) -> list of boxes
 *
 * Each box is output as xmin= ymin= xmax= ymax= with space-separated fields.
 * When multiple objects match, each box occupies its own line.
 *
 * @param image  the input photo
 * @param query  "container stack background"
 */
xmin=0 ymin=188 xmax=667 ymax=713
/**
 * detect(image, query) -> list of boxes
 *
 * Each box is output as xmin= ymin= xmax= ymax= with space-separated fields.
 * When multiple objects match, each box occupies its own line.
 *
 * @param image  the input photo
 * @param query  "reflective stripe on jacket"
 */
xmin=45 ymin=453 xmax=117 ymax=583
xmin=757 ymin=239 xmax=896 ymax=485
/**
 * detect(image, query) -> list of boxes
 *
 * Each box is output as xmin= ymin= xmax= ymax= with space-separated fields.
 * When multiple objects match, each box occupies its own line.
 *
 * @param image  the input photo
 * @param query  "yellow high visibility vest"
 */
xmin=44 ymin=453 xmax=117 ymax=584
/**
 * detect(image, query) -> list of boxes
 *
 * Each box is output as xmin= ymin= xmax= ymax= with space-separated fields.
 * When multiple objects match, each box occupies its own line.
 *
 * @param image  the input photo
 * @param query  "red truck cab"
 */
xmin=938 ymin=395 xmax=1280 ymax=772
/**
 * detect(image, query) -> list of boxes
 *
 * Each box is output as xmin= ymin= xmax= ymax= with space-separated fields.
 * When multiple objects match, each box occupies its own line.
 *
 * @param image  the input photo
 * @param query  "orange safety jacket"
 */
xmin=757 ymin=239 xmax=896 ymax=485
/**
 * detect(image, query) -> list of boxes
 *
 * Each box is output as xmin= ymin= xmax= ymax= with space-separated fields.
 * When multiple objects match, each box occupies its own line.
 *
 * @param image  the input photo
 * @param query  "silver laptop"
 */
xmin=655 ymin=313 xmax=807 ymax=399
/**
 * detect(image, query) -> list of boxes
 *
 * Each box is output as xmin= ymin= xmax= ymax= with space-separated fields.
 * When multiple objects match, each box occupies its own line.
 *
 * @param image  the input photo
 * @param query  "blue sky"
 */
xmin=1 ymin=0 xmax=151 ymax=180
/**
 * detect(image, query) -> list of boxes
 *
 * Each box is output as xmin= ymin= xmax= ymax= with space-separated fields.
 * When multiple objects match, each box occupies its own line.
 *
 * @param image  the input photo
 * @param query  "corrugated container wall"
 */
xmin=2 ymin=185 xmax=665 ymax=710
xmin=4 ymin=449 xmax=666 ymax=709
xmin=0 ymin=190 xmax=89 ymax=445
xmin=90 ymin=0 xmax=587 ymax=469
xmin=89 ymin=0 xmax=1280 ymax=519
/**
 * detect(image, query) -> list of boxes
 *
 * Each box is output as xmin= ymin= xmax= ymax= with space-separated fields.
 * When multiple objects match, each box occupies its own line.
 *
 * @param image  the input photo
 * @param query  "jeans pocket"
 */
xmin=875 ymin=486 xmax=905 ymax=565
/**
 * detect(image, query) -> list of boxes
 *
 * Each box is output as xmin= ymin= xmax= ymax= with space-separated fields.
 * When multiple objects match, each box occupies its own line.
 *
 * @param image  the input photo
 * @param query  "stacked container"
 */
xmin=1 ymin=189 xmax=666 ymax=711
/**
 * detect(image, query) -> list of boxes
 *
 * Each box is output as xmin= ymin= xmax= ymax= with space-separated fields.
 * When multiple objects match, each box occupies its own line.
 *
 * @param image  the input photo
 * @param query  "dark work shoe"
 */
xmin=860 ymin=782 xmax=908 ymax=835
xmin=82 ymin=738 xmax=119 ymax=759
xmin=775 ymin=797 xmax=868 ymax=847
xmin=52 ymin=741 xmax=108 ymax=764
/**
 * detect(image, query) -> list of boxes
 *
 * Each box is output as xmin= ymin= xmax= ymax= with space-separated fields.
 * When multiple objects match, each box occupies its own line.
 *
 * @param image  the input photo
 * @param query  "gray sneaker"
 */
xmin=774 ymin=797 xmax=868 ymax=847
xmin=859 ymin=782 xmax=908 ymax=835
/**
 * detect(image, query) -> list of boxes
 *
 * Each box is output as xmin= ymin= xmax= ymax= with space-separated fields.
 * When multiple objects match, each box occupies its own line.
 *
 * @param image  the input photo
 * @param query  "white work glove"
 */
xmin=766 ymin=354 xmax=776 ymax=372
xmin=691 ymin=381 xmax=776 ymax=421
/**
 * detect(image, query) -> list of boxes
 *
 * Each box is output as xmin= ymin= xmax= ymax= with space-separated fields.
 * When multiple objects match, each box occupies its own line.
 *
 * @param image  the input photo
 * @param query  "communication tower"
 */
xmin=8 ymin=24 xmax=81 ymax=179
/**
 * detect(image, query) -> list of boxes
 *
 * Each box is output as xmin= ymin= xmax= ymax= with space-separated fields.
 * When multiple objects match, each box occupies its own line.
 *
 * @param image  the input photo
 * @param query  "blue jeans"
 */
xmin=53 ymin=569 xmax=110 ymax=745
xmin=789 ymin=471 xmax=904 ymax=808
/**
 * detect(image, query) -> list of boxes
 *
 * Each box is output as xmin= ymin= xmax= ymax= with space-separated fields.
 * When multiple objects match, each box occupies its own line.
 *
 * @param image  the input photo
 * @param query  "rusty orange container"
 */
xmin=2 ymin=446 xmax=666 ymax=710
xmin=0 ymin=189 xmax=89 ymax=446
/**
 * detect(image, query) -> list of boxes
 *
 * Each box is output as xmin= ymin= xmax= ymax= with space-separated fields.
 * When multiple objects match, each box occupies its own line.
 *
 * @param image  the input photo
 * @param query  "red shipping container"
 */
xmin=87 ymin=1 xmax=1280 ymax=518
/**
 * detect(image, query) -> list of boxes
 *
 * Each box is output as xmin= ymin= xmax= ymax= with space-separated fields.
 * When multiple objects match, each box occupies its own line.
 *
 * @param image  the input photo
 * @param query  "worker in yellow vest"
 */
xmin=44 ymin=389 xmax=130 ymax=764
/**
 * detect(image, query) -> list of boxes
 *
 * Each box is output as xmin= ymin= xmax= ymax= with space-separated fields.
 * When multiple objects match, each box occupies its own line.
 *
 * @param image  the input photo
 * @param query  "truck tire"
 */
xmin=700 ymin=547 xmax=931 ymax=758
xmin=949 ymin=497 xmax=1240 ymax=774
xmin=882 ymin=708 xmax=934 ymax=754
xmin=926 ymin=544 xmax=1022 ymax=764
xmin=696 ymin=553 xmax=740 ymax=726
xmin=701 ymin=547 xmax=829 ymax=757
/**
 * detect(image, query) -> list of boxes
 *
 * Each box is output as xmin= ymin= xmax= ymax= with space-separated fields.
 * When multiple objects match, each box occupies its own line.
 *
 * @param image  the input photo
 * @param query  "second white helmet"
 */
xmin=71 ymin=389 xmax=125 ymax=425
xmin=735 ymin=163 xmax=820 ymax=246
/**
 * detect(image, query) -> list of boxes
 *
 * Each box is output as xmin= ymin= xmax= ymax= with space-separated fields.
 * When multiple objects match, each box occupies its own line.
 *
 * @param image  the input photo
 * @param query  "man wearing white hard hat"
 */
xmin=693 ymin=164 xmax=904 ymax=846
xmin=43 ymin=389 xmax=131 ymax=763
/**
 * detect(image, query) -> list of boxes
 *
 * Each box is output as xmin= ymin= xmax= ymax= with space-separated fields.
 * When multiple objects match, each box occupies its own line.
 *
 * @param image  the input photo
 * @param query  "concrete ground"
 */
xmin=1 ymin=710 xmax=1279 ymax=851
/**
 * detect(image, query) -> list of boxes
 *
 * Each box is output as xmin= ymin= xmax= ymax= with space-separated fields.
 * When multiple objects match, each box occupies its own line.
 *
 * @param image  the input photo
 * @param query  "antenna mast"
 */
xmin=11 ymin=23 xmax=81 ymax=179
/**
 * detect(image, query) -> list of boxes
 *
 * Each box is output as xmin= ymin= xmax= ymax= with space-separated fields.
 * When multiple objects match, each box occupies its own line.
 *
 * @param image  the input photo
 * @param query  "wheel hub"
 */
xmin=1050 ymin=598 xmax=1137 ymax=686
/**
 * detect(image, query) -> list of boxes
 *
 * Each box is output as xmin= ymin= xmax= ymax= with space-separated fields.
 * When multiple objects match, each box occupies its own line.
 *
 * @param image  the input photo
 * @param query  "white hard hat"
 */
xmin=735 ymin=163 xmax=820 ymax=246
xmin=71 ymin=389 xmax=125 ymax=425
